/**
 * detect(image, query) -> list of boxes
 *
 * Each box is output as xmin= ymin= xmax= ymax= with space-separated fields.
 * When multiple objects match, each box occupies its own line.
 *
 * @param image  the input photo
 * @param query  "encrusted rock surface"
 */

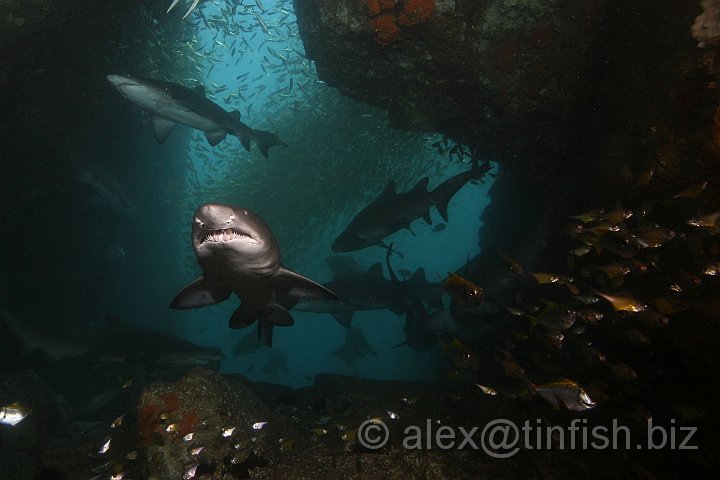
xmin=9 ymin=367 xmax=712 ymax=479
xmin=126 ymin=369 xmax=624 ymax=479
xmin=138 ymin=368 xmax=273 ymax=479
xmin=294 ymin=0 xmax=719 ymax=258
xmin=295 ymin=0 xmax=604 ymax=153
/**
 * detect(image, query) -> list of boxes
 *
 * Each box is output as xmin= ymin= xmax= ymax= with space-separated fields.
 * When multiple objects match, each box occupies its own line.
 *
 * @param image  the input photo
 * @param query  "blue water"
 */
xmin=132 ymin=0 xmax=497 ymax=387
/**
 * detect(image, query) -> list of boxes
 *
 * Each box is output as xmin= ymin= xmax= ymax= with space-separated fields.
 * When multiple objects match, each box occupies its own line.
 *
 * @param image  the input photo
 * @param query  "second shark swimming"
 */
xmin=332 ymin=163 xmax=492 ymax=254
xmin=106 ymin=74 xmax=287 ymax=158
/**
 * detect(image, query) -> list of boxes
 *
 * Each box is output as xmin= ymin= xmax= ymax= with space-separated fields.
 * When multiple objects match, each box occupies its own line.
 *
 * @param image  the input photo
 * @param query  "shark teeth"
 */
xmin=201 ymin=228 xmax=252 ymax=244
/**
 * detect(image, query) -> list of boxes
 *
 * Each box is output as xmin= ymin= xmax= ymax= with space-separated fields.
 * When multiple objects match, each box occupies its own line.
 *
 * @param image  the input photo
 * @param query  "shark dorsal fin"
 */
xmin=193 ymin=85 xmax=206 ymax=96
xmin=408 ymin=268 xmax=428 ymax=285
xmin=363 ymin=263 xmax=384 ymax=280
xmin=410 ymin=177 xmax=430 ymax=194
xmin=229 ymin=109 xmax=241 ymax=120
xmin=382 ymin=181 xmax=396 ymax=197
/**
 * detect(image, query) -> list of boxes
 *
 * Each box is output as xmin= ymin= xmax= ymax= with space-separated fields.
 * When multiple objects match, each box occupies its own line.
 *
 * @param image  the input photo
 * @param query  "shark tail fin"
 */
xmin=251 ymin=129 xmax=287 ymax=159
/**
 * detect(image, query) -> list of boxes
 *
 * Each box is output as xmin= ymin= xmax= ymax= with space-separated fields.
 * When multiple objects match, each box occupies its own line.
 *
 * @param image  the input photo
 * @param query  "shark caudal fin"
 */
xmin=251 ymin=129 xmax=287 ymax=159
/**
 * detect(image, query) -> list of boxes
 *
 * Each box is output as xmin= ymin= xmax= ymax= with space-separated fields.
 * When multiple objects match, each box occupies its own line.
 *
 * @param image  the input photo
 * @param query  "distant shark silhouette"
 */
xmin=332 ymin=163 xmax=491 ymax=254
xmin=385 ymin=245 xmax=438 ymax=351
xmin=76 ymin=161 xmax=137 ymax=218
xmin=0 ymin=308 xmax=225 ymax=367
xmin=287 ymin=256 xmax=444 ymax=328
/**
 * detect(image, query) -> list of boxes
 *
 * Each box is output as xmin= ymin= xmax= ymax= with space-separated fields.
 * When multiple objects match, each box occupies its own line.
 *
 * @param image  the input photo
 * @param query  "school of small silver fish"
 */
xmin=435 ymin=177 xmax=717 ymax=431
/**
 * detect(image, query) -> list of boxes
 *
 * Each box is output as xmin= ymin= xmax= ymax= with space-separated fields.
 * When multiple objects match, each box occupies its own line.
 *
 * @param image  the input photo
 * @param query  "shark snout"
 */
xmin=195 ymin=203 xmax=237 ymax=230
xmin=106 ymin=74 xmax=136 ymax=89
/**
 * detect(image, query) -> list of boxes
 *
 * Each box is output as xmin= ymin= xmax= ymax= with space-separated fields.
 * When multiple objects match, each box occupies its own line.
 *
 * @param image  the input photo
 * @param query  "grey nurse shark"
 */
xmin=170 ymin=203 xmax=337 ymax=346
xmin=332 ymin=163 xmax=492 ymax=254
xmin=288 ymin=256 xmax=444 ymax=328
xmin=76 ymin=160 xmax=137 ymax=218
xmin=106 ymin=74 xmax=286 ymax=158
xmin=0 ymin=307 xmax=225 ymax=367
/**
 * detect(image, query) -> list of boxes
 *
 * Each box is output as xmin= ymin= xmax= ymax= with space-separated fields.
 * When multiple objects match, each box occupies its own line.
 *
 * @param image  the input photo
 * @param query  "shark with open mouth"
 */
xmin=171 ymin=203 xmax=337 ymax=346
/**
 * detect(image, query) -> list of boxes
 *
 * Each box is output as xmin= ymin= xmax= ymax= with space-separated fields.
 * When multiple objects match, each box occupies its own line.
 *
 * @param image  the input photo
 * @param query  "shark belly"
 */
xmin=156 ymin=103 xmax=225 ymax=133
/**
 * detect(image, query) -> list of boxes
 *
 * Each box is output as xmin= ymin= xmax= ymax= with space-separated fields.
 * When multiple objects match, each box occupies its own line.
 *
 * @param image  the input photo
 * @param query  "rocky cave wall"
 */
xmin=293 ymin=0 xmax=720 ymax=270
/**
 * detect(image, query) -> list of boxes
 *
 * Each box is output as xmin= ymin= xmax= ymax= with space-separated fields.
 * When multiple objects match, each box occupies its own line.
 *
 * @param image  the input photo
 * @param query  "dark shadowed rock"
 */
xmin=0 ymin=371 xmax=70 ymax=479
xmin=294 ymin=0 xmax=604 ymax=152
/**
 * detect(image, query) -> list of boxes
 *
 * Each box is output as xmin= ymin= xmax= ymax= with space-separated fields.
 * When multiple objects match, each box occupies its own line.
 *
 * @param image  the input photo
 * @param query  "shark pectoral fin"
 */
xmin=205 ymin=131 xmax=227 ymax=146
xmin=422 ymin=211 xmax=432 ymax=224
xmin=272 ymin=267 xmax=338 ymax=300
xmin=169 ymin=276 xmax=231 ymax=309
xmin=229 ymin=305 xmax=258 ymax=329
xmin=331 ymin=311 xmax=354 ymax=329
xmin=151 ymin=116 xmax=177 ymax=143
